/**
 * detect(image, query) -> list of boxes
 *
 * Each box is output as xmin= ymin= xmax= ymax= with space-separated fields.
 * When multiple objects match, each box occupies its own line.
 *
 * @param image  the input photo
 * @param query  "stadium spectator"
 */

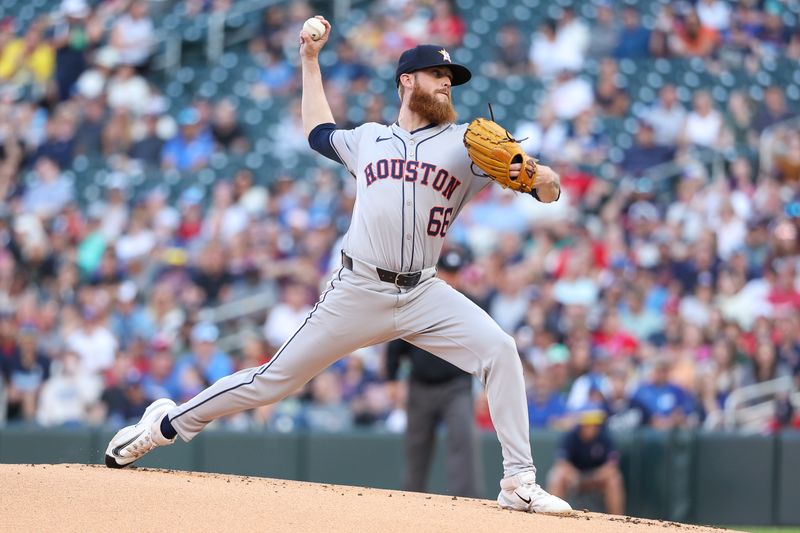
xmin=109 ymin=0 xmax=154 ymax=71
xmin=101 ymin=365 xmax=149 ymax=425
xmin=621 ymin=122 xmax=676 ymax=177
xmin=515 ymin=106 xmax=568 ymax=162
xmin=323 ymin=40 xmax=371 ymax=92
xmin=251 ymin=48 xmax=296 ymax=99
xmin=615 ymin=7 xmax=651 ymax=59
xmin=23 ymin=156 xmax=74 ymax=219
xmin=587 ymin=2 xmax=620 ymax=60
xmin=161 ymin=107 xmax=213 ymax=171
xmin=173 ymin=322 xmax=233 ymax=391
xmin=141 ymin=334 xmax=178 ymax=401
xmin=210 ymin=99 xmax=249 ymax=154
xmin=0 ymin=17 xmax=54 ymax=89
xmin=672 ymin=9 xmax=720 ymax=57
xmin=546 ymin=69 xmax=594 ymax=121
xmin=682 ymin=90 xmax=724 ymax=149
xmin=547 ymin=408 xmax=625 ymax=515
xmin=263 ymin=278 xmax=313 ymax=352
xmin=530 ymin=19 xmax=580 ymax=80
xmin=527 ymin=358 xmax=568 ymax=429
xmin=753 ymin=86 xmax=794 ymax=133
xmin=4 ymin=324 xmax=50 ymax=422
xmin=128 ymin=106 xmax=166 ymax=166
xmin=305 ymin=370 xmax=353 ymax=432
xmin=427 ymin=0 xmax=465 ymax=48
xmin=485 ymin=24 xmax=529 ymax=77
xmin=53 ymin=0 xmax=102 ymax=100
xmin=106 ymin=63 xmax=150 ymax=114
xmin=36 ymin=349 xmax=103 ymax=426
xmin=631 ymin=357 xmax=697 ymax=429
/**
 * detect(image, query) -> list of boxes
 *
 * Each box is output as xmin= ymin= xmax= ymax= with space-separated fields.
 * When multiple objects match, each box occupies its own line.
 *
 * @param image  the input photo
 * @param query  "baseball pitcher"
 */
xmin=105 ymin=15 xmax=571 ymax=514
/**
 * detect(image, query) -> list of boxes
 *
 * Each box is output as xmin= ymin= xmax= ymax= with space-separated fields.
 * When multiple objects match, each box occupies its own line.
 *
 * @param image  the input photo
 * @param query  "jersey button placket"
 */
xmin=405 ymin=138 xmax=416 ymax=270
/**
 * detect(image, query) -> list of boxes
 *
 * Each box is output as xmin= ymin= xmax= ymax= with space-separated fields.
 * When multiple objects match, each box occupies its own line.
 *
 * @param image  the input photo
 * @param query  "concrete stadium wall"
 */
xmin=0 ymin=427 xmax=796 ymax=526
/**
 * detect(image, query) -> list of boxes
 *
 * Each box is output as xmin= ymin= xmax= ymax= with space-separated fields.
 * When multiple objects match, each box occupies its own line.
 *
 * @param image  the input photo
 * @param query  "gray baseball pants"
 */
xmin=167 ymin=266 xmax=536 ymax=478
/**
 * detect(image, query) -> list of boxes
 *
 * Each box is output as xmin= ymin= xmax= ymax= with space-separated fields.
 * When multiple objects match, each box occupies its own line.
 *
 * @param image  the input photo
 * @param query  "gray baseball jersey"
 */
xmin=330 ymin=122 xmax=489 ymax=272
xmin=166 ymin=119 xmax=539 ymax=481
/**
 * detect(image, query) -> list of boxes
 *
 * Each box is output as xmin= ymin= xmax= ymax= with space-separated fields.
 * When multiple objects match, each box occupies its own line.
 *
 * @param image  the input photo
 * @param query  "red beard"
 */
xmin=408 ymin=83 xmax=457 ymax=125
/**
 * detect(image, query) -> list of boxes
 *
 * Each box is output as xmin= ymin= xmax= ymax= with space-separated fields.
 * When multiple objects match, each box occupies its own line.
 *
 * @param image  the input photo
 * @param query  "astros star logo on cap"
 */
xmin=438 ymin=49 xmax=451 ymax=62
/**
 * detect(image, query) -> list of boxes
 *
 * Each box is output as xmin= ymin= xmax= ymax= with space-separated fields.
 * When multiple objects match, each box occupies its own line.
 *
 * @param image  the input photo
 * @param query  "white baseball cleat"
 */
xmin=497 ymin=471 xmax=573 ymax=514
xmin=105 ymin=398 xmax=177 ymax=469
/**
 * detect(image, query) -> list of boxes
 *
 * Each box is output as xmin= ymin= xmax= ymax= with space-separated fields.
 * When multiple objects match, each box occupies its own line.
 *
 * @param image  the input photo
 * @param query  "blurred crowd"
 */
xmin=0 ymin=0 xmax=799 ymax=434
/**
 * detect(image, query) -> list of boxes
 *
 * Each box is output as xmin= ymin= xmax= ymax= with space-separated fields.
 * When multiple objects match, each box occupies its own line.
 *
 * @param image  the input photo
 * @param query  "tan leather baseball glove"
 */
xmin=463 ymin=118 xmax=539 ymax=194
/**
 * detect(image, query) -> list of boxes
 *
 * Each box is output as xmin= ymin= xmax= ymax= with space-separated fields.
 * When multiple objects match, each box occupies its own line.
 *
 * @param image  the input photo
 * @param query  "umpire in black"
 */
xmin=386 ymin=247 xmax=481 ymax=498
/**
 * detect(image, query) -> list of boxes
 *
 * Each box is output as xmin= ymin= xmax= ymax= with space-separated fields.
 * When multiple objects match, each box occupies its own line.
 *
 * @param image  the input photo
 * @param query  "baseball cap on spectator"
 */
xmin=117 ymin=280 xmax=137 ymax=303
xmin=181 ymin=186 xmax=204 ymax=205
xmin=546 ymin=344 xmax=570 ymax=365
xmin=144 ymin=96 xmax=168 ymax=116
xmin=17 ymin=323 xmax=39 ymax=337
xmin=124 ymin=369 xmax=144 ymax=388
xmin=437 ymin=247 xmax=469 ymax=272
xmin=150 ymin=334 xmax=171 ymax=352
xmin=191 ymin=322 xmax=219 ymax=343
xmin=61 ymin=0 xmax=90 ymax=18
xmin=395 ymin=44 xmax=472 ymax=86
xmin=94 ymin=47 xmax=119 ymax=70
xmin=178 ymin=108 xmax=201 ymax=126
xmin=106 ymin=172 xmax=128 ymax=191
xmin=578 ymin=407 xmax=607 ymax=426
xmin=628 ymin=201 xmax=659 ymax=222
xmin=81 ymin=305 xmax=101 ymax=321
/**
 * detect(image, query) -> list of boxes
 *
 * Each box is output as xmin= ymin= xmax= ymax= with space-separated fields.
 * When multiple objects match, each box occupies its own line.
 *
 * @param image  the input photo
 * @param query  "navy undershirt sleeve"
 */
xmin=308 ymin=122 xmax=341 ymax=165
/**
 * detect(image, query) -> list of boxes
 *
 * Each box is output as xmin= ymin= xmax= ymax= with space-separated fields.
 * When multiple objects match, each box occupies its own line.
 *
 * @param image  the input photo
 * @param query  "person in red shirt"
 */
xmin=673 ymin=9 xmax=719 ymax=57
xmin=428 ymin=0 xmax=466 ymax=48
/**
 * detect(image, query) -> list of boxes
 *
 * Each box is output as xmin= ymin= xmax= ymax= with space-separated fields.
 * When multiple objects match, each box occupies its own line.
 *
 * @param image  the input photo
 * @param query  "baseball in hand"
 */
xmin=303 ymin=17 xmax=326 ymax=41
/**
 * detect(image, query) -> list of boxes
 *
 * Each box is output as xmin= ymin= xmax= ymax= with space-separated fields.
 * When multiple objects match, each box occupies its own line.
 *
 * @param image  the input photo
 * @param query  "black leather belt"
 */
xmin=342 ymin=252 xmax=423 ymax=288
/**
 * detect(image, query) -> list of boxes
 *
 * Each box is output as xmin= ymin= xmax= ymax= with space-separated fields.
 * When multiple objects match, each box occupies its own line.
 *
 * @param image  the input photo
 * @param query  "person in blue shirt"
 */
xmin=615 ymin=7 xmax=652 ymax=58
xmin=173 ymin=322 xmax=233 ymax=396
xmin=161 ymin=108 xmax=214 ymax=171
xmin=631 ymin=357 xmax=697 ymax=429
xmin=527 ymin=356 xmax=568 ymax=429
xmin=547 ymin=408 xmax=625 ymax=515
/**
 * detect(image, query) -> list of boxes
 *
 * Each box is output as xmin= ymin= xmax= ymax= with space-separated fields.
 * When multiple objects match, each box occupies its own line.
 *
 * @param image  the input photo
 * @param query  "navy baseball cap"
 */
xmin=395 ymin=44 xmax=472 ymax=87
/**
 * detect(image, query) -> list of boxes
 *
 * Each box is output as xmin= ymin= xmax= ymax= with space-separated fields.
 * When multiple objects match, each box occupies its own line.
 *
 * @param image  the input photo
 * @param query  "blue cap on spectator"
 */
xmin=395 ymin=44 xmax=472 ymax=86
xmin=18 ymin=323 xmax=39 ymax=336
xmin=124 ymin=369 xmax=143 ymax=387
xmin=180 ymin=187 xmax=204 ymax=206
xmin=191 ymin=322 xmax=219 ymax=343
xmin=178 ymin=108 xmax=201 ymax=126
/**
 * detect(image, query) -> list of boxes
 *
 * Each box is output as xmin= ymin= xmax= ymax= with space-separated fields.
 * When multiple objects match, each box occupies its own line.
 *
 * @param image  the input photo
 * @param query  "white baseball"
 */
xmin=303 ymin=17 xmax=326 ymax=41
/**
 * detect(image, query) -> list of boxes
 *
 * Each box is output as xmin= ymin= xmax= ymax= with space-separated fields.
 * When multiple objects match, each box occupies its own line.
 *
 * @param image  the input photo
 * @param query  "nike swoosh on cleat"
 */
xmin=112 ymin=430 xmax=144 ymax=458
xmin=515 ymin=491 xmax=532 ymax=505
xmin=376 ymin=136 xmax=392 ymax=142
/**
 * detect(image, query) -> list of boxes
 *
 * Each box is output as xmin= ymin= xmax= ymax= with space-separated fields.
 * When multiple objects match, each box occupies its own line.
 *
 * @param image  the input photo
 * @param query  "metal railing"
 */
xmin=196 ymin=286 xmax=277 ymax=354
xmin=722 ymin=375 xmax=799 ymax=433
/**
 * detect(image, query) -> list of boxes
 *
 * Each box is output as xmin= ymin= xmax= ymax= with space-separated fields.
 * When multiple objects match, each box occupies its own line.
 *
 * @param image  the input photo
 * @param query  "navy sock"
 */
xmin=160 ymin=415 xmax=178 ymax=439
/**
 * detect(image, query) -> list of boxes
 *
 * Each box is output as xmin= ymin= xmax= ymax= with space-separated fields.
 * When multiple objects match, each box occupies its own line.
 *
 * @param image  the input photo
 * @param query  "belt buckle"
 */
xmin=395 ymin=271 xmax=422 ymax=288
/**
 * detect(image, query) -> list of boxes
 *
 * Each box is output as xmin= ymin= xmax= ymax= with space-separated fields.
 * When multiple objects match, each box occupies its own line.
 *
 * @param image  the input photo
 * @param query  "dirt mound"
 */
xmin=0 ymin=464 xmax=731 ymax=533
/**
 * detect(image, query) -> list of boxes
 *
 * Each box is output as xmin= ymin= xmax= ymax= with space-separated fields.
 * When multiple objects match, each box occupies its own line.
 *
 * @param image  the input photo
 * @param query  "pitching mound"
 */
xmin=0 ymin=464 xmax=731 ymax=533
